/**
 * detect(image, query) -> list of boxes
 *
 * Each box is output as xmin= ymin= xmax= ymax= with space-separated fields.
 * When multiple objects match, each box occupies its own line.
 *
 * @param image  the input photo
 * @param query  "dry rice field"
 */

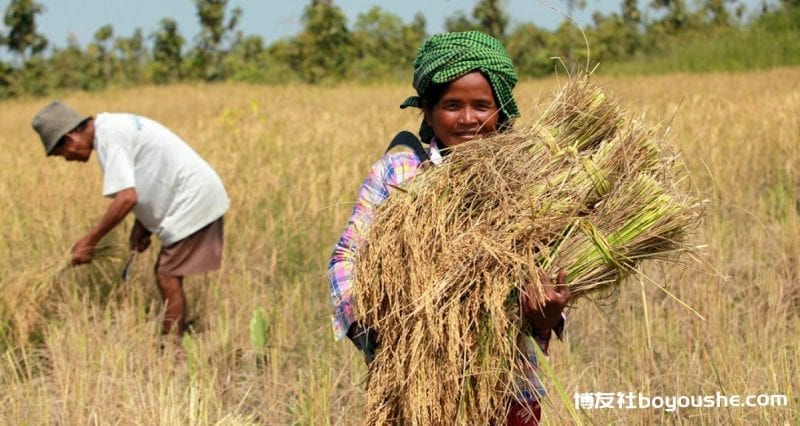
xmin=0 ymin=68 xmax=798 ymax=424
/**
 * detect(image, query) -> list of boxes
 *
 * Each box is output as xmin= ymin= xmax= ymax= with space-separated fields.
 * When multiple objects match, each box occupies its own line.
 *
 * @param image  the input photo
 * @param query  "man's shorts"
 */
xmin=157 ymin=217 xmax=224 ymax=276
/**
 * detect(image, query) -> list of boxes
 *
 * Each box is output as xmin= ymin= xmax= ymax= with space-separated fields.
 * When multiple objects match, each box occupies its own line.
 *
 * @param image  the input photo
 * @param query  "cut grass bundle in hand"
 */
xmin=0 ymin=241 xmax=121 ymax=347
xmin=353 ymin=76 xmax=703 ymax=424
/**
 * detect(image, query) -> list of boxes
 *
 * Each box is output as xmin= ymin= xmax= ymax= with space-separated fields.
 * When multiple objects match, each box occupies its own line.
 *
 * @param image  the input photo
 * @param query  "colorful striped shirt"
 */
xmin=328 ymin=138 xmax=562 ymax=402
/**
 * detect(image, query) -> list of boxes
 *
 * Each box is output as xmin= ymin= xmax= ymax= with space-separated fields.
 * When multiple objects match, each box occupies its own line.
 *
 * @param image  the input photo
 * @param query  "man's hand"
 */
xmin=71 ymin=236 xmax=96 ymax=266
xmin=129 ymin=219 xmax=152 ymax=252
xmin=70 ymin=187 xmax=138 ymax=267
xmin=521 ymin=269 xmax=570 ymax=334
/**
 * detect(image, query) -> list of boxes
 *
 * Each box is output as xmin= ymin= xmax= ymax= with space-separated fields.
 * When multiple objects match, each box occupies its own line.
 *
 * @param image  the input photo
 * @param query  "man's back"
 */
xmin=94 ymin=113 xmax=229 ymax=246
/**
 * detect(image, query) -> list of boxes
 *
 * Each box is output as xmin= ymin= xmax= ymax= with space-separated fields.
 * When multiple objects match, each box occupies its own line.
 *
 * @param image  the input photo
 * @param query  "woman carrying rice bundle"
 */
xmin=328 ymin=31 xmax=569 ymax=425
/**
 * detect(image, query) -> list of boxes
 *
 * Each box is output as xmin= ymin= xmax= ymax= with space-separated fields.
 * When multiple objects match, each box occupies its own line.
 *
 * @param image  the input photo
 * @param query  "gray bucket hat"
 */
xmin=31 ymin=101 xmax=90 ymax=155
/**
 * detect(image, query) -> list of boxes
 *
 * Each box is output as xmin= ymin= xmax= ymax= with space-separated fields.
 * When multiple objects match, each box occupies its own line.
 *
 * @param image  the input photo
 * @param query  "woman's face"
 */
xmin=424 ymin=71 xmax=500 ymax=148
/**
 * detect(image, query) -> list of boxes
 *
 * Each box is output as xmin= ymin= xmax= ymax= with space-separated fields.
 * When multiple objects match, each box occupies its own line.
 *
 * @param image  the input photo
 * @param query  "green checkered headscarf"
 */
xmin=400 ymin=31 xmax=520 ymax=143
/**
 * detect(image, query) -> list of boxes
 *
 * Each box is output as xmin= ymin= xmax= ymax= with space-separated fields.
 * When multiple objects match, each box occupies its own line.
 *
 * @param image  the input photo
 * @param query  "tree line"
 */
xmin=1 ymin=0 xmax=798 ymax=98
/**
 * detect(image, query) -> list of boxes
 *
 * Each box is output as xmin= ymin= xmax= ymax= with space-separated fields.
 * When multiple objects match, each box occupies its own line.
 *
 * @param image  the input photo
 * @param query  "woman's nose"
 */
xmin=458 ymin=107 xmax=479 ymax=125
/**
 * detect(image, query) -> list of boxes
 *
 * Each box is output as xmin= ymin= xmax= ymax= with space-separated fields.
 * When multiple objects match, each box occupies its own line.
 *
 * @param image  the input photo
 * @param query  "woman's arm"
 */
xmin=328 ymin=152 xmax=422 ymax=341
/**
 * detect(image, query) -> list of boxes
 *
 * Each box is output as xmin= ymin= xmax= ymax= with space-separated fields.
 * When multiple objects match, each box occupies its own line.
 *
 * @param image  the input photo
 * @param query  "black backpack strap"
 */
xmin=385 ymin=131 xmax=430 ymax=162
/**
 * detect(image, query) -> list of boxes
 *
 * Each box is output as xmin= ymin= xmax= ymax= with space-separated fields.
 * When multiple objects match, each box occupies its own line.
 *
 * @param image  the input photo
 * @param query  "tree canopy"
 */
xmin=0 ymin=0 xmax=798 ymax=98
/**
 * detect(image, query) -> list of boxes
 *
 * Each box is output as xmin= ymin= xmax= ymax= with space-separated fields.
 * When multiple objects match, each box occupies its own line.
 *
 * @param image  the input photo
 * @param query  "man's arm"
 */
xmin=71 ymin=187 xmax=138 ymax=266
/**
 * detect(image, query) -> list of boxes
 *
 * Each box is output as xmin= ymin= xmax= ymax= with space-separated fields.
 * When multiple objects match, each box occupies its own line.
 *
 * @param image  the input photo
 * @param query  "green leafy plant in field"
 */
xmin=249 ymin=306 xmax=271 ymax=369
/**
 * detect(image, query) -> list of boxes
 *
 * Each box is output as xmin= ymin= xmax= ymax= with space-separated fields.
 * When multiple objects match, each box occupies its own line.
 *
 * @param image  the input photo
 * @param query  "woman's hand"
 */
xmin=520 ymin=269 xmax=570 ymax=335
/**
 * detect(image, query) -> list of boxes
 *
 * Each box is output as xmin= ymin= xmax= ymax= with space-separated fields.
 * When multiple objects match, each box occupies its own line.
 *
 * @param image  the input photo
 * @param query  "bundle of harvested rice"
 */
xmin=353 ymin=77 xmax=703 ymax=424
xmin=0 ymin=242 xmax=121 ymax=346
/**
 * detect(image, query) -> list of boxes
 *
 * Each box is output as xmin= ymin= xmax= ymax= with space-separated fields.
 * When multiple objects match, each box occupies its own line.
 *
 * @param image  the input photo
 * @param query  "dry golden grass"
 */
xmin=0 ymin=68 xmax=797 ymax=424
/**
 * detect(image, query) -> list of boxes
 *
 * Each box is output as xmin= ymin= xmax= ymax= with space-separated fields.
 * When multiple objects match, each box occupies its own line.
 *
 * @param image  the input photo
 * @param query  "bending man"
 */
xmin=32 ymin=101 xmax=229 ymax=336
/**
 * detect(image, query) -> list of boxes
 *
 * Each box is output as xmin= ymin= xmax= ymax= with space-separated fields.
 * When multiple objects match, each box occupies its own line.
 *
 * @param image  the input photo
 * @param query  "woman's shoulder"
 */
xmin=367 ymin=149 xmax=424 ymax=186
xmin=381 ymin=148 xmax=423 ymax=165
xmin=377 ymin=149 xmax=422 ymax=170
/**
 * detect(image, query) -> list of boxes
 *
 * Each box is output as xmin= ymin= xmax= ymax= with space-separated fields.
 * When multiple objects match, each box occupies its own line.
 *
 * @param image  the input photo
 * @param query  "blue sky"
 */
xmin=0 ymin=0 xmax=645 ymax=48
xmin=1 ymin=0 xmax=765 ymax=49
